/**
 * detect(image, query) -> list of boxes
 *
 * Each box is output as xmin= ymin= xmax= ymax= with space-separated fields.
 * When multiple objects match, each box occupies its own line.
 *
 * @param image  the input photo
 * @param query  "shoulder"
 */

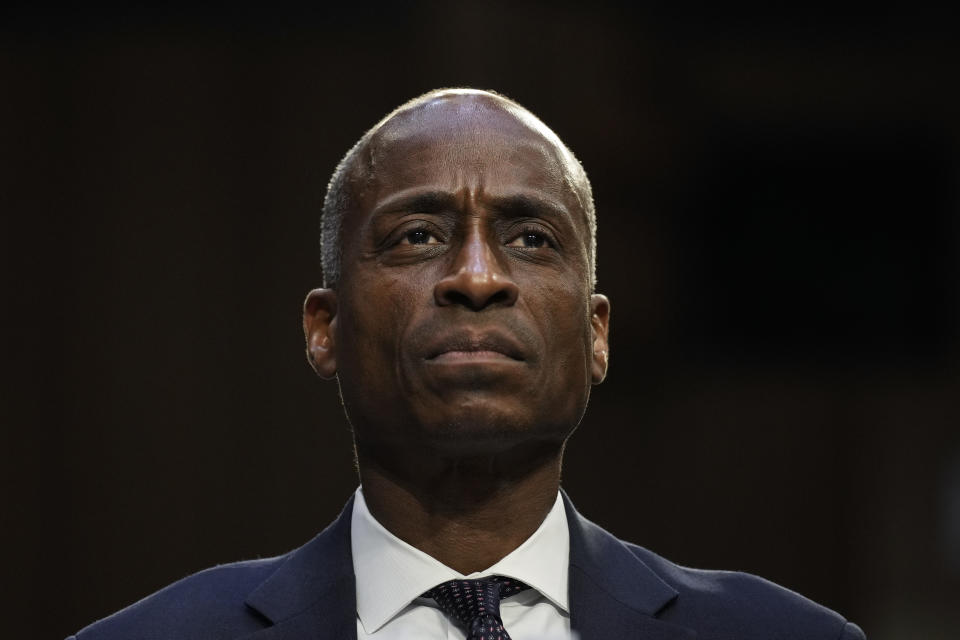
xmin=624 ymin=542 xmax=865 ymax=640
xmin=70 ymin=554 xmax=287 ymax=640
xmin=69 ymin=497 xmax=358 ymax=640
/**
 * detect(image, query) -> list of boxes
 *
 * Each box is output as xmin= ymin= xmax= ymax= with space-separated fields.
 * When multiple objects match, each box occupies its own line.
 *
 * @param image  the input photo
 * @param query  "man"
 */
xmin=71 ymin=88 xmax=866 ymax=639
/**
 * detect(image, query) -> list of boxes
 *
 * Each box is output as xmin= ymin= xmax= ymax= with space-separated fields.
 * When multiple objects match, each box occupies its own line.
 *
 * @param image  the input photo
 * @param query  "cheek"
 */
xmin=334 ymin=276 xmax=417 ymax=427
xmin=527 ymin=278 xmax=593 ymax=368
xmin=525 ymin=286 xmax=593 ymax=428
xmin=338 ymin=271 xmax=423 ymax=366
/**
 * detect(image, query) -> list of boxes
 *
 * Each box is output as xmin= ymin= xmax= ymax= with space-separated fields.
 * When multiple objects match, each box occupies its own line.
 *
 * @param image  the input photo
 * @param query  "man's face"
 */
xmin=308 ymin=94 xmax=609 ymax=461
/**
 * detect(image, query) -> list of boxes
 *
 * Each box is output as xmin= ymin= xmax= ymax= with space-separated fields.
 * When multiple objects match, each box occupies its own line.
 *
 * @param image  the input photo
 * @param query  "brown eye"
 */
xmin=507 ymin=231 xmax=550 ymax=248
xmin=521 ymin=233 xmax=546 ymax=248
xmin=402 ymin=230 xmax=439 ymax=245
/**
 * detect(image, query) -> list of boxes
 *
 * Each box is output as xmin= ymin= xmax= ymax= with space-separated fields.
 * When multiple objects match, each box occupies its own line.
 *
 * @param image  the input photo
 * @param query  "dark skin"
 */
xmin=303 ymin=90 xmax=610 ymax=574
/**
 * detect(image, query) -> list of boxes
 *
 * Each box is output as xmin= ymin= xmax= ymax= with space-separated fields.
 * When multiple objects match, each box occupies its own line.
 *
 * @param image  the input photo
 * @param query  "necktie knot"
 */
xmin=424 ymin=576 xmax=530 ymax=640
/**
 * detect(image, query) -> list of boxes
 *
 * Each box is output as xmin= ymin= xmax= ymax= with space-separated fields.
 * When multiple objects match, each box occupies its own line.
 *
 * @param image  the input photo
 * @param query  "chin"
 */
xmin=421 ymin=405 xmax=571 ymax=455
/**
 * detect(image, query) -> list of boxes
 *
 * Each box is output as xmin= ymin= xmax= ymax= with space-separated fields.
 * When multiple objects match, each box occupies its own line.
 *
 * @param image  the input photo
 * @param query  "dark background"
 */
xmin=4 ymin=2 xmax=959 ymax=638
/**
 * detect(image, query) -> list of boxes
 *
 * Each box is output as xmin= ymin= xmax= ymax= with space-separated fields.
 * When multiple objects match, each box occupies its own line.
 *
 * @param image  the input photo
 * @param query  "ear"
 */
xmin=589 ymin=294 xmax=611 ymax=384
xmin=303 ymin=288 xmax=339 ymax=379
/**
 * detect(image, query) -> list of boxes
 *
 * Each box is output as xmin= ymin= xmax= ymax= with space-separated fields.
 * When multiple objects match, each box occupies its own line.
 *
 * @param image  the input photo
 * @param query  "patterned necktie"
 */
xmin=424 ymin=576 xmax=531 ymax=640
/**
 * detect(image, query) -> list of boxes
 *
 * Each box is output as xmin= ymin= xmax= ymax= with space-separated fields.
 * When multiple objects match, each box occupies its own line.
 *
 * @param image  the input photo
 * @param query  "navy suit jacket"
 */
xmin=71 ymin=492 xmax=865 ymax=640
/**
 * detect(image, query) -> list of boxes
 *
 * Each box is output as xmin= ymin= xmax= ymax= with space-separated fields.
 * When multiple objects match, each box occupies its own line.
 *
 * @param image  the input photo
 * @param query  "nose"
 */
xmin=434 ymin=231 xmax=520 ymax=310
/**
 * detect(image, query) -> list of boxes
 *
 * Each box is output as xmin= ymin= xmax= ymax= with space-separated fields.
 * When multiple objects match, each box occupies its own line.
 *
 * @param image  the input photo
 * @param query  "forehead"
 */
xmin=360 ymin=95 xmax=580 ymax=208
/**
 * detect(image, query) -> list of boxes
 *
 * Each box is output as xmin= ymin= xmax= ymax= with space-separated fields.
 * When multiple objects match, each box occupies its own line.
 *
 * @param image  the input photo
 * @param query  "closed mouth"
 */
xmin=430 ymin=349 xmax=517 ymax=361
xmin=425 ymin=333 xmax=525 ymax=362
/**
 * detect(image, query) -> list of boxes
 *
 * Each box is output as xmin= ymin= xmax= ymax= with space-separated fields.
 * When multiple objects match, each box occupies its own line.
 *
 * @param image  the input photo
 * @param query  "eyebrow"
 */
xmin=370 ymin=188 xmax=573 ymax=226
xmin=486 ymin=193 xmax=573 ymax=225
xmin=370 ymin=190 xmax=459 ymax=219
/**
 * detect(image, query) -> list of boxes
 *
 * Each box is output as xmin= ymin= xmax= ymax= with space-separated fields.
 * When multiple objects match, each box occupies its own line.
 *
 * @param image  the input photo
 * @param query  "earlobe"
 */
xmin=589 ymin=294 xmax=611 ymax=385
xmin=303 ymin=288 xmax=339 ymax=379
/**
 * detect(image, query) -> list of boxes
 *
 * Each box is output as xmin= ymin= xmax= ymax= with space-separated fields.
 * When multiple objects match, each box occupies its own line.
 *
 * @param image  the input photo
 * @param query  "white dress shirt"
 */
xmin=351 ymin=487 xmax=573 ymax=640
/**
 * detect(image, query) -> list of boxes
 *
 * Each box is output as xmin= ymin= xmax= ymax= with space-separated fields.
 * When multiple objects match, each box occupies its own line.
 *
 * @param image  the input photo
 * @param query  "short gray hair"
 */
xmin=320 ymin=89 xmax=596 ymax=288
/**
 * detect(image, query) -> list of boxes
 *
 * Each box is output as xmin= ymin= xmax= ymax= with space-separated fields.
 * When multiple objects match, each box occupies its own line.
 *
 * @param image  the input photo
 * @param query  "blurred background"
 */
xmin=3 ymin=2 xmax=958 ymax=638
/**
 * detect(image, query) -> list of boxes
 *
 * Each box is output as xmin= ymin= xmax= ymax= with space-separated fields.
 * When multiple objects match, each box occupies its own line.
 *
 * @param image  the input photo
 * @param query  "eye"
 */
xmin=400 ymin=229 xmax=441 ymax=245
xmin=506 ymin=230 xmax=551 ymax=249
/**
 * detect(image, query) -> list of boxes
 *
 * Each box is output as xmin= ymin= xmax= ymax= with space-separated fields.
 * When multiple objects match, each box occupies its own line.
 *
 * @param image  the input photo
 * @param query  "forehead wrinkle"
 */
xmin=366 ymin=127 xmax=568 ymax=200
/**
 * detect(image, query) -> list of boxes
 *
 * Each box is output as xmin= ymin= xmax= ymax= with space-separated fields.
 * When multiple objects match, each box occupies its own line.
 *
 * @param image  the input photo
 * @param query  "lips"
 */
xmin=424 ymin=330 xmax=526 ymax=361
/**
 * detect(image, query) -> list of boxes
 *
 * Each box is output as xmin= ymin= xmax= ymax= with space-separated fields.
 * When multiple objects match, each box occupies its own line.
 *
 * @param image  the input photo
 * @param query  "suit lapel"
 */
xmin=235 ymin=492 xmax=695 ymax=640
xmin=563 ymin=491 xmax=697 ymax=640
xmin=239 ymin=497 xmax=358 ymax=640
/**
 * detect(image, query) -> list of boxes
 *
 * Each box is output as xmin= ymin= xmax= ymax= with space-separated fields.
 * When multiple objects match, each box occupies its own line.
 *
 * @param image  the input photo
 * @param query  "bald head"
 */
xmin=320 ymin=89 xmax=596 ymax=287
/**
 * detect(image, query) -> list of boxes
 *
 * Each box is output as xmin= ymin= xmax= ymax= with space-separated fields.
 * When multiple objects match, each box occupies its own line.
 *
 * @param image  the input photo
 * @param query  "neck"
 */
xmin=357 ymin=442 xmax=564 ymax=575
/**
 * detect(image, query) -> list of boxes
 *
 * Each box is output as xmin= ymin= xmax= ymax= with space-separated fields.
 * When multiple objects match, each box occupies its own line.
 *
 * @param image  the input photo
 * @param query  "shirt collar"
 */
xmin=350 ymin=486 xmax=570 ymax=634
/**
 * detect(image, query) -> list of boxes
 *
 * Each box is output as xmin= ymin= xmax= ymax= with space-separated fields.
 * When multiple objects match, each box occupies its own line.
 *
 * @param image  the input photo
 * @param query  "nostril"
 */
xmin=434 ymin=273 xmax=520 ymax=310
xmin=439 ymin=289 xmax=478 ymax=310
xmin=485 ymin=289 xmax=513 ymax=307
